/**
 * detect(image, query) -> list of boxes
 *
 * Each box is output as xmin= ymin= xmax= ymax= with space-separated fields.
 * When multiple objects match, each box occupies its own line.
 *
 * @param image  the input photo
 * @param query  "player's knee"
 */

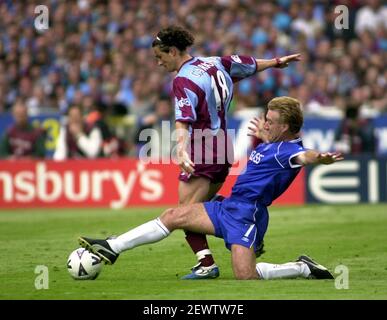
xmin=160 ymin=208 xmax=188 ymax=230
xmin=233 ymin=269 xmax=258 ymax=280
xmin=160 ymin=208 xmax=178 ymax=229
xmin=232 ymin=260 xmax=259 ymax=280
xmin=231 ymin=245 xmax=258 ymax=280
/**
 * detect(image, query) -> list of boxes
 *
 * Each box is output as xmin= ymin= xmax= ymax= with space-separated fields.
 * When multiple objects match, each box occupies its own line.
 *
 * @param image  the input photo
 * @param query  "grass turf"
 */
xmin=1 ymin=204 xmax=386 ymax=300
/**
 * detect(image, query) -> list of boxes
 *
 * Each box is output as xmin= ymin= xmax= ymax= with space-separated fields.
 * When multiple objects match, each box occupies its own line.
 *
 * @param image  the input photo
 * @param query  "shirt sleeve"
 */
xmin=275 ymin=142 xmax=307 ymax=169
xmin=220 ymin=55 xmax=257 ymax=83
xmin=173 ymin=77 xmax=199 ymax=123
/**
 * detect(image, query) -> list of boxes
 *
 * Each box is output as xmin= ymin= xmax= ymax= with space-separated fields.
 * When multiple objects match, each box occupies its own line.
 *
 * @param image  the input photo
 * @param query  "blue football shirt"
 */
xmin=229 ymin=138 xmax=307 ymax=206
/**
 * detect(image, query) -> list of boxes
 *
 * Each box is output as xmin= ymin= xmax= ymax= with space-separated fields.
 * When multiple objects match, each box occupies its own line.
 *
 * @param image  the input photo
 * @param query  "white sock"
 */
xmin=256 ymin=262 xmax=311 ymax=280
xmin=107 ymin=218 xmax=170 ymax=253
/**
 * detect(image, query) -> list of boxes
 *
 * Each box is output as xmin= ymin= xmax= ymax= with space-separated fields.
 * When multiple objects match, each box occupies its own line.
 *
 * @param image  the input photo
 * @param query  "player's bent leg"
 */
xmin=231 ymin=244 xmax=259 ymax=280
xmin=178 ymin=178 xmax=223 ymax=205
xmin=161 ymin=203 xmax=220 ymax=280
xmin=178 ymin=178 xmax=221 ymax=279
xmin=255 ymin=255 xmax=334 ymax=280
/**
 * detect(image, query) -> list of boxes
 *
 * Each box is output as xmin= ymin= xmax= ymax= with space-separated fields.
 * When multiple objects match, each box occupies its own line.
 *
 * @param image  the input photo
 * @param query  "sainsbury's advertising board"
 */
xmin=0 ymin=156 xmax=385 ymax=208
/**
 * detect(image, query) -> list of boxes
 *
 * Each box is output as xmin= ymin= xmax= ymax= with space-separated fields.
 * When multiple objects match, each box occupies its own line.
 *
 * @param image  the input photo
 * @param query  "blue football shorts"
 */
xmin=204 ymin=198 xmax=268 ymax=252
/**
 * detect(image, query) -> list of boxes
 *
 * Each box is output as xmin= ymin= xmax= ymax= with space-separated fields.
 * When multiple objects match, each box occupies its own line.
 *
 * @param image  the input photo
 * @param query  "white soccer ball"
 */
xmin=67 ymin=248 xmax=102 ymax=280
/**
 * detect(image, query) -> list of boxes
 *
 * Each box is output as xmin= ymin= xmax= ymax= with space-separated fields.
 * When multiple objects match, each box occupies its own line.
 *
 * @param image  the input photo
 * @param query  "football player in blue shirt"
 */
xmin=79 ymin=96 xmax=343 ymax=280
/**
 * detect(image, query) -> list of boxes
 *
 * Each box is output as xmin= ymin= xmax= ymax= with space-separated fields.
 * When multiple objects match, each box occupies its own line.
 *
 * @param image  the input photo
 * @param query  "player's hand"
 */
xmin=317 ymin=152 xmax=344 ymax=164
xmin=247 ymin=115 xmax=265 ymax=139
xmin=177 ymin=149 xmax=195 ymax=174
xmin=276 ymin=53 xmax=301 ymax=68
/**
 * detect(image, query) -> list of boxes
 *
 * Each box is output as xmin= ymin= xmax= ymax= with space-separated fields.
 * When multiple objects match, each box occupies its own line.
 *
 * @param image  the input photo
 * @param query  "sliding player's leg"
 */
xmin=78 ymin=203 xmax=216 ymax=265
xmin=229 ymin=245 xmax=334 ymax=280
xmin=256 ymin=255 xmax=334 ymax=280
xmin=231 ymin=245 xmax=258 ymax=280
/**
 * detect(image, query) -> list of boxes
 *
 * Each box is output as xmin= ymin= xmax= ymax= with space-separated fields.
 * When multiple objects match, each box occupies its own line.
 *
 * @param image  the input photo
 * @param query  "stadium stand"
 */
xmin=0 ymin=0 xmax=385 ymax=157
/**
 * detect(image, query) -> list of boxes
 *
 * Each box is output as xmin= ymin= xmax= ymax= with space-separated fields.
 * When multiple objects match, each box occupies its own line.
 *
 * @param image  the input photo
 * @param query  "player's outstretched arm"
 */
xmin=255 ymin=53 xmax=301 ymax=72
xmin=295 ymin=150 xmax=344 ymax=166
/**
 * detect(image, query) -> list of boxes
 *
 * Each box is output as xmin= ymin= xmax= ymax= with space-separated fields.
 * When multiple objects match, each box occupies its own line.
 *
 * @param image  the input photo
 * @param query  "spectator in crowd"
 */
xmin=334 ymin=101 xmax=376 ymax=155
xmin=0 ymin=99 xmax=46 ymax=159
xmin=53 ymin=105 xmax=103 ymax=160
xmin=355 ymin=0 xmax=387 ymax=36
xmin=135 ymin=94 xmax=176 ymax=161
xmin=85 ymin=101 xmax=127 ymax=158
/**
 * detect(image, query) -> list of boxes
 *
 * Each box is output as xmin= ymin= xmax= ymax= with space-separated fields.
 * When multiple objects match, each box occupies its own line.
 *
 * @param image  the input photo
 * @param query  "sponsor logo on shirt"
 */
xmin=176 ymin=97 xmax=191 ymax=108
xmin=249 ymin=150 xmax=265 ymax=164
xmin=231 ymin=55 xmax=242 ymax=63
xmin=191 ymin=69 xmax=204 ymax=77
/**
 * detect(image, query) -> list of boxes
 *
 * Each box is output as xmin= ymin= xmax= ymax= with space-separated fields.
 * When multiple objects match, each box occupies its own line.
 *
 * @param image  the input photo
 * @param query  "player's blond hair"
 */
xmin=268 ymin=97 xmax=303 ymax=134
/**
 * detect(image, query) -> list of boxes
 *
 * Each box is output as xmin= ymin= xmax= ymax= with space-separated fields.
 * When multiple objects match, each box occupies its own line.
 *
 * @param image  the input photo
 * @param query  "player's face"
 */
xmin=264 ymin=110 xmax=289 ymax=142
xmin=153 ymin=46 xmax=177 ymax=72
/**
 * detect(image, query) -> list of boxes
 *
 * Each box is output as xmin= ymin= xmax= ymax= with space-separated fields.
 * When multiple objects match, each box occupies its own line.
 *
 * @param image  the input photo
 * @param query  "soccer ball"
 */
xmin=67 ymin=248 xmax=102 ymax=280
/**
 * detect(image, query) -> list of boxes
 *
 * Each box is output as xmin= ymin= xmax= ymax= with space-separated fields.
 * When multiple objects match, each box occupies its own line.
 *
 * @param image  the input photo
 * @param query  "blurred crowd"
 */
xmin=0 ymin=0 xmax=386 ymax=158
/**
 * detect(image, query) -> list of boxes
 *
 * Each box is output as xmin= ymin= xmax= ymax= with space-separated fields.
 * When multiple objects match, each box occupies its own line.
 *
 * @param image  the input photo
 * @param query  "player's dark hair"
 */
xmin=152 ymin=25 xmax=194 ymax=53
xmin=268 ymin=97 xmax=303 ymax=134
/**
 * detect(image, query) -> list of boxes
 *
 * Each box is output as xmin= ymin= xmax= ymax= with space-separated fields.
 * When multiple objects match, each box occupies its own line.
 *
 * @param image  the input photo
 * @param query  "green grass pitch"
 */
xmin=1 ymin=204 xmax=386 ymax=300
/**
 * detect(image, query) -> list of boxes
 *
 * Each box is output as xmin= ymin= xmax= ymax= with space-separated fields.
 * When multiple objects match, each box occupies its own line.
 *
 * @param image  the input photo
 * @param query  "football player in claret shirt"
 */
xmin=79 ymin=96 xmax=343 ymax=281
xmin=0 ymin=99 xmax=46 ymax=159
xmin=150 ymin=25 xmax=301 ymax=279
